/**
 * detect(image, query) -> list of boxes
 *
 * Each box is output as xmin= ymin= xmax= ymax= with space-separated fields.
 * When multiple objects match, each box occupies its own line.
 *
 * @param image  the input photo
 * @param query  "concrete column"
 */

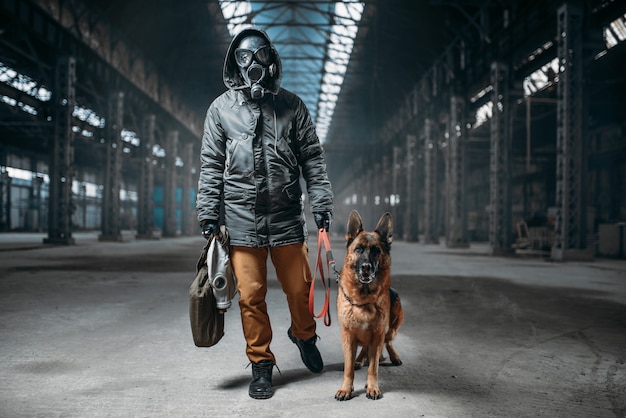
xmin=404 ymin=134 xmax=419 ymax=242
xmin=370 ymin=162 xmax=382 ymax=225
xmin=181 ymin=142 xmax=195 ymax=236
xmin=552 ymin=3 xmax=591 ymax=260
xmin=136 ymin=114 xmax=156 ymax=239
xmin=99 ymin=91 xmax=124 ymax=242
xmin=0 ymin=162 xmax=11 ymax=232
xmin=488 ymin=62 xmax=512 ymax=255
xmin=45 ymin=56 xmax=76 ymax=245
xmin=391 ymin=145 xmax=404 ymax=237
xmin=423 ymin=118 xmax=439 ymax=244
xmin=446 ymin=95 xmax=469 ymax=248
xmin=163 ymin=130 xmax=179 ymax=237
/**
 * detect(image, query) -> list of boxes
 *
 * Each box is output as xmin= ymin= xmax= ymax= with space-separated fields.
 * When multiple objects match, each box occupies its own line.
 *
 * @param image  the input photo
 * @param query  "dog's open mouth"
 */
xmin=357 ymin=262 xmax=377 ymax=284
xmin=357 ymin=274 xmax=374 ymax=284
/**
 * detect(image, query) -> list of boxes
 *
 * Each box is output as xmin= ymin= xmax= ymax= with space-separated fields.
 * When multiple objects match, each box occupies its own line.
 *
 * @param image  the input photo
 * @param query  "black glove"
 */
xmin=313 ymin=211 xmax=332 ymax=232
xmin=200 ymin=221 xmax=218 ymax=240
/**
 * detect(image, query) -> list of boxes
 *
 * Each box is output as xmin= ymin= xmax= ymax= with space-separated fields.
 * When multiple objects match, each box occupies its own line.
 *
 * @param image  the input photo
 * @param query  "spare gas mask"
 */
xmin=235 ymin=35 xmax=276 ymax=100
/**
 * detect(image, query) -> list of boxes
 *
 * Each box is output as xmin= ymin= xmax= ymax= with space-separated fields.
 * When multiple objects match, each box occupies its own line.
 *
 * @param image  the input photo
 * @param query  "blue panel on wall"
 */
xmin=153 ymin=186 xmax=164 ymax=229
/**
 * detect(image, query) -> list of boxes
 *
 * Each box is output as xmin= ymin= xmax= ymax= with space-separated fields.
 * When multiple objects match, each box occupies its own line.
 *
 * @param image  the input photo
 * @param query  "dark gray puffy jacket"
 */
xmin=196 ymin=28 xmax=333 ymax=247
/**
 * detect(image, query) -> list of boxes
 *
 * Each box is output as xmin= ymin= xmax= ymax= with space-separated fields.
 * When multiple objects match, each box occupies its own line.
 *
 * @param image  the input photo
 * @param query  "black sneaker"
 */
xmin=249 ymin=360 xmax=274 ymax=399
xmin=288 ymin=327 xmax=323 ymax=373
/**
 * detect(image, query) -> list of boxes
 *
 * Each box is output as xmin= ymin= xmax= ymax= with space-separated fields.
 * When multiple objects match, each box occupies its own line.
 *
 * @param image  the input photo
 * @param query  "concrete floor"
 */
xmin=0 ymin=231 xmax=625 ymax=417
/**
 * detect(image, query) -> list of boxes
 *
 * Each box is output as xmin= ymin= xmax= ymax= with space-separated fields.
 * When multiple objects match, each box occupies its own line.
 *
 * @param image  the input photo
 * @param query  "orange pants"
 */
xmin=230 ymin=242 xmax=316 ymax=364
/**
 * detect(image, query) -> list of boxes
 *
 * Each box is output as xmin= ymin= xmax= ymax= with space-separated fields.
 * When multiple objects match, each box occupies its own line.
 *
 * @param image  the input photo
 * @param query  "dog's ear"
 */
xmin=375 ymin=212 xmax=393 ymax=250
xmin=345 ymin=210 xmax=363 ymax=246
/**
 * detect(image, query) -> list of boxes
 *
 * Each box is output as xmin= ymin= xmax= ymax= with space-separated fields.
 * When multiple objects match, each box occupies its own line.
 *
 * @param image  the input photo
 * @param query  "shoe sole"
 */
xmin=249 ymin=391 xmax=274 ymax=400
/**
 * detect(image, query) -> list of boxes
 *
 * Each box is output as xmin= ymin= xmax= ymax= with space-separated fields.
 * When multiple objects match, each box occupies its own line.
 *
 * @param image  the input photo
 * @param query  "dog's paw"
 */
xmin=354 ymin=361 xmax=364 ymax=370
xmin=366 ymin=386 xmax=383 ymax=400
xmin=390 ymin=357 xmax=402 ymax=366
xmin=335 ymin=387 xmax=354 ymax=401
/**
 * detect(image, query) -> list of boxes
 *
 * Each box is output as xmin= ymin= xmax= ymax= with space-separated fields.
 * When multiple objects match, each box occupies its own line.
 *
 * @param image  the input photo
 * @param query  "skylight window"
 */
xmin=218 ymin=1 xmax=252 ymax=36
xmin=604 ymin=14 xmax=626 ymax=48
xmin=73 ymin=105 xmax=105 ymax=128
xmin=596 ymin=13 xmax=626 ymax=58
xmin=473 ymin=101 xmax=493 ymax=129
xmin=152 ymin=144 xmax=166 ymax=158
xmin=0 ymin=61 xmax=51 ymax=102
xmin=523 ymin=57 xmax=559 ymax=96
xmin=121 ymin=129 xmax=141 ymax=146
xmin=316 ymin=2 xmax=363 ymax=143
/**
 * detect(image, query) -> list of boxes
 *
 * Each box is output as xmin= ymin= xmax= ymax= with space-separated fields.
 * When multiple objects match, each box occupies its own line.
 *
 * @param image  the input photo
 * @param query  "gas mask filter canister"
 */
xmin=247 ymin=63 xmax=267 ymax=99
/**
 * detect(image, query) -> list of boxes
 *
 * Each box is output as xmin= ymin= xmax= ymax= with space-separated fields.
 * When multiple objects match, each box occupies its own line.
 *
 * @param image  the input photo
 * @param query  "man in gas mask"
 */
xmin=196 ymin=27 xmax=333 ymax=399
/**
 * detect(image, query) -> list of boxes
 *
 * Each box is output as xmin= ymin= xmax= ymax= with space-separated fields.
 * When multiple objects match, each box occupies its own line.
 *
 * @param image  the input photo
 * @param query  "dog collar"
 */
xmin=338 ymin=282 xmax=371 ymax=307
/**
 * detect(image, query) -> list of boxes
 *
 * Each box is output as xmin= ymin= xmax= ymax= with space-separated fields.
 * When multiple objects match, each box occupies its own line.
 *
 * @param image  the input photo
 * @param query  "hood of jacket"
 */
xmin=223 ymin=27 xmax=282 ymax=95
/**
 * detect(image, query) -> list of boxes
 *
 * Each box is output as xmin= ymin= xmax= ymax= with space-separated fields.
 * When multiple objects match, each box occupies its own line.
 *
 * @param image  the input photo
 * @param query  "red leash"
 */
xmin=308 ymin=228 xmax=337 ymax=326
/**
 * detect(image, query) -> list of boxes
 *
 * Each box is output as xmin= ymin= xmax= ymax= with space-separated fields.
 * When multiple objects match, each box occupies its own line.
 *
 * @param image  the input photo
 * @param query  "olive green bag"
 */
xmin=189 ymin=228 xmax=238 ymax=347
xmin=189 ymin=239 xmax=225 ymax=347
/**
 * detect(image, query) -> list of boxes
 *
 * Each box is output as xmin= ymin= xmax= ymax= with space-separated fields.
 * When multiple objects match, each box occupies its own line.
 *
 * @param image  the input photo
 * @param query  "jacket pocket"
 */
xmin=225 ymin=133 xmax=252 ymax=172
xmin=275 ymin=136 xmax=298 ymax=167
xmin=283 ymin=177 xmax=302 ymax=202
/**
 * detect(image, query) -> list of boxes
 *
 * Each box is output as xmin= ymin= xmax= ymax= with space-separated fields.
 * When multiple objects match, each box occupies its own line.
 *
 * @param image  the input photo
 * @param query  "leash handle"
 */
xmin=309 ymin=228 xmax=332 ymax=326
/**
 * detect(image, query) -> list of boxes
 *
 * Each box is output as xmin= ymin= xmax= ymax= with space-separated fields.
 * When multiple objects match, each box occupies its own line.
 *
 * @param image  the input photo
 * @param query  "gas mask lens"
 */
xmin=235 ymin=45 xmax=271 ymax=68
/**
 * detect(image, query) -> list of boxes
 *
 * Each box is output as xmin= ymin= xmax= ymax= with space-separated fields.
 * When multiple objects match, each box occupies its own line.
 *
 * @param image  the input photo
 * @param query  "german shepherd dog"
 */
xmin=335 ymin=210 xmax=404 ymax=401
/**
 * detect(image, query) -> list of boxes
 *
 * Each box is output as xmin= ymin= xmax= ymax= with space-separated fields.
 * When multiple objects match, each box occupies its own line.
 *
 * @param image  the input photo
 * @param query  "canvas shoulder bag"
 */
xmin=189 ymin=239 xmax=225 ymax=347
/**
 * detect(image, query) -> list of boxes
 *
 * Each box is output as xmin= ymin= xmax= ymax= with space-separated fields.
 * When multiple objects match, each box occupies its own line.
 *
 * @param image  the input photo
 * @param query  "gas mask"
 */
xmin=235 ymin=35 xmax=276 ymax=100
